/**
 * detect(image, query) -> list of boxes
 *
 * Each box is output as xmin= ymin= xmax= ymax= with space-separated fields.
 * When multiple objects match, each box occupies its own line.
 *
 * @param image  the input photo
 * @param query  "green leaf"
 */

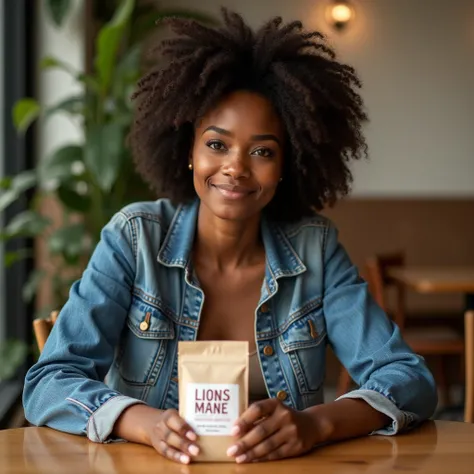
xmin=84 ymin=123 xmax=124 ymax=192
xmin=40 ymin=55 xmax=78 ymax=76
xmin=22 ymin=270 xmax=46 ymax=303
xmin=57 ymin=184 xmax=92 ymax=212
xmin=13 ymin=98 xmax=40 ymax=133
xmin=46 ymin=0 xmax=73 ymax=27
xmin=115 ymin=44 xmax=141 ymax=86
xmin=95 ymin=0 xmax=135 ymax=92
xmin=0 ymin=340 xmax=29 ymax=380
xmin=0 ymin=177 xmax=12 ymax=189
xmin=39 ymin=145 xmax=83 ymax=185
xmin=48 ymin=223 xmax=86 ymax=260
xmin=76 ymin=73 xmax=101 ymax=93
xmin=12 ymin=171 xmax=37 ymax=191
xmin=4 ymin=248 xmax=34 ymax=267
xmin=45 ymin=95 xmax=85 ymax=119
xmin=2 ymin=211 xmax=51 ymax=239
xmin=0 ymin=171 xmax=37 ymax=212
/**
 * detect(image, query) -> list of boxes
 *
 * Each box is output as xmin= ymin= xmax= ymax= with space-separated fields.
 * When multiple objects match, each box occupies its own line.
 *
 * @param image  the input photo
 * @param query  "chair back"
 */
xmin=365 ymin=252 xmax=406 ymax=329
xmin=465 ymin=311 xmax=474 ymax=423
xmin=33 ymin=310 xmax=59 ymax=353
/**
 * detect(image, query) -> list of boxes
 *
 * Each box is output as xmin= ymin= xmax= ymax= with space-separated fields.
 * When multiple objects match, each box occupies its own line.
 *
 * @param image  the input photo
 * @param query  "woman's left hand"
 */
xmin=227 ymin=398 xmax=320 ymax=463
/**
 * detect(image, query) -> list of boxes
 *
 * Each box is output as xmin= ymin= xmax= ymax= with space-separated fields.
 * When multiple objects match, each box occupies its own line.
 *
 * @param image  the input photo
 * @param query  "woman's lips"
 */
xmin=212 ymin=184 xmax=256 ymax=200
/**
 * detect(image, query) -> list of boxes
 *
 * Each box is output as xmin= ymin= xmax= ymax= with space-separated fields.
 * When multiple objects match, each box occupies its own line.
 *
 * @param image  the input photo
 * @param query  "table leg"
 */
xmin=466 ymin=293 xmax=474 ymax=311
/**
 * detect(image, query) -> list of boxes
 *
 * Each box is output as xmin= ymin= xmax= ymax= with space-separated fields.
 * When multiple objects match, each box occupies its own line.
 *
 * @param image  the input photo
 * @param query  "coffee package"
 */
xmin=178 ymin=341 xmax=249 ymax=462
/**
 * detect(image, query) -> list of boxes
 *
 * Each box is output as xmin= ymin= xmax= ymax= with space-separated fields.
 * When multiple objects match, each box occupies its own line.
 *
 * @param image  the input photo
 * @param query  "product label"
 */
xmin=185 ymin=383 xmax=239 ymax=436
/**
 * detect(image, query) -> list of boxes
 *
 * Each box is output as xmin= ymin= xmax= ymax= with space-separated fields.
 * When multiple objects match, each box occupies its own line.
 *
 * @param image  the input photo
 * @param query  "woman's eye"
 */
xmin=207 ymin=140 xmax=226 ymax=151
xmin=253 ymin=147 xmax=274 ymax=158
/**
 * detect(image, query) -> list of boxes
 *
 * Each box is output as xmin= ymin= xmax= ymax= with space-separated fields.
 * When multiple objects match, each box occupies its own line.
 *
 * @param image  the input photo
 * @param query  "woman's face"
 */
xmin=191 ymin=90 xmax=285 ymax=221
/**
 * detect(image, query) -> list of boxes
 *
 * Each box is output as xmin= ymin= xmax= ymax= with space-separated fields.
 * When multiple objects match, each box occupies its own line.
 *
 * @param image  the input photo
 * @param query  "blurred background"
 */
xmin=1 ymin=0 xmax=473 ymax=428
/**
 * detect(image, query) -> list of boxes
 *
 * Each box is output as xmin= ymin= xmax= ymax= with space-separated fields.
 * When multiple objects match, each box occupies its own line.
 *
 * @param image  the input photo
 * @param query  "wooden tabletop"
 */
xmin=1 ymin=421 xmax=474 ymax=474
xmin=387 ymin=266 xmax=474 ymax=293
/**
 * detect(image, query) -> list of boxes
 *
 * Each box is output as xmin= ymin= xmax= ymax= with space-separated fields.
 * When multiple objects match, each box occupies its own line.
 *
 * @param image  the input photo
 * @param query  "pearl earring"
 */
xmin=279 ymin=177 xmax=283 ymax=182
xmin=188 ymin=163 xmax=193 ymax=170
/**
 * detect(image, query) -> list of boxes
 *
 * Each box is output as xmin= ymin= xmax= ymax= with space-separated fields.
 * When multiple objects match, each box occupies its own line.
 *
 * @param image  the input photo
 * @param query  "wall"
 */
xmin=160 ymin=0 xmax=474 ymax=197
xmin=36 ymin=0 xmax=85 ymax=162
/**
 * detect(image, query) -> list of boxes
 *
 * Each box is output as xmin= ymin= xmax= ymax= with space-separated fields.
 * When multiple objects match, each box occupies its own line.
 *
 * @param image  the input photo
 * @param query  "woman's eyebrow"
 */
xmin=251 ymin=134 xmax=281 ymax=146
xmin=202 ymin=126 xmax=233 ymax=136
xmin=202 ymin=126 xmax=281 ymax=146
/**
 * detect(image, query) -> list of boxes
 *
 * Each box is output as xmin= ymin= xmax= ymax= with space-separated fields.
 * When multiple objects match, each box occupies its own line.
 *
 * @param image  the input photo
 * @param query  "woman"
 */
xmin=23 ymin=9 xmax=437 ymax=465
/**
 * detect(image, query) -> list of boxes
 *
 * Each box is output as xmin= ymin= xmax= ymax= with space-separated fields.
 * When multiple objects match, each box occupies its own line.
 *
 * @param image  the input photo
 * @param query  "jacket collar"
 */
xmin=157 ymin=200 xmax=306 ymax=281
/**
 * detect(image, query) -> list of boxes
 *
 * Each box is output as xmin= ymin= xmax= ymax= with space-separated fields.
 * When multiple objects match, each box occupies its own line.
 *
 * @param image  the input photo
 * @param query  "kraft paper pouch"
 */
xmin=178 ymin=341 xmax=249 ymax=462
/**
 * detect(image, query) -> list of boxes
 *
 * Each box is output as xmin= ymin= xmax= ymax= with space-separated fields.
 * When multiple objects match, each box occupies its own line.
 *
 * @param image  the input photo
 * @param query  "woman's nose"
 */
xmin=222 ymin=152 xmax=251 ymax=180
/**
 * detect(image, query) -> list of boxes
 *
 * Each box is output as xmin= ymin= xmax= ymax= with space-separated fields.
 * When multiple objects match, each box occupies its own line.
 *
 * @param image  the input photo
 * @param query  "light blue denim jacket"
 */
xmin=23 ymin=199 xmax=437 ymax=442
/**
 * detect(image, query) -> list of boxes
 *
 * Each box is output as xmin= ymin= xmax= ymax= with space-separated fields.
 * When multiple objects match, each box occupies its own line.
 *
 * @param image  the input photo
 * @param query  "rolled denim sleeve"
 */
xmin=323 ymin=223 xmax=437 ymax=435
xmin=23 ymin=211 xmax=145 ymax=442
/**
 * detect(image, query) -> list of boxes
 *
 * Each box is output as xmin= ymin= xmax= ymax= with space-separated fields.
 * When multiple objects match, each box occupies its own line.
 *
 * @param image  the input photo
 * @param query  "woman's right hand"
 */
xmin=148 ymin=409 xmax=200 ymax=464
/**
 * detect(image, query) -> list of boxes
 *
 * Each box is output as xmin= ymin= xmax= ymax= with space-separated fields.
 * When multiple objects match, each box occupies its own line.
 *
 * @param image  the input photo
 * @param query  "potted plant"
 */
xmin=0 ymin=0 xmax=214 ymax=362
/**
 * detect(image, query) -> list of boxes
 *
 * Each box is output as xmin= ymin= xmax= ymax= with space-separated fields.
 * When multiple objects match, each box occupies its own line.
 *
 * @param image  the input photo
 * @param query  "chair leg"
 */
xmin=435 ymin=356 xmax=450 ymax=407
xmin=336 ymin=368 xmax=352 ymax=398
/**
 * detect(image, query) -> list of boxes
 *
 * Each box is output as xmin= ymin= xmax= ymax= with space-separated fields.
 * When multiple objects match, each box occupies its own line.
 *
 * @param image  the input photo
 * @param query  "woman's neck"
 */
xmin=194 ymin=205 xmax=264 ymax=272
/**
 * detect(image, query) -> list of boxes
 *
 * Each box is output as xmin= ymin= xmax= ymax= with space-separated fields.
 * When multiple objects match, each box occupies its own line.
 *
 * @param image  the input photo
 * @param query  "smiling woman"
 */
xmin=130 ymin=9 xmax=368 ymax=223
xmin=23 ymin=7 xmax=437 ymax=467
xmin=191 ymin=91 xmax=284 ymax=222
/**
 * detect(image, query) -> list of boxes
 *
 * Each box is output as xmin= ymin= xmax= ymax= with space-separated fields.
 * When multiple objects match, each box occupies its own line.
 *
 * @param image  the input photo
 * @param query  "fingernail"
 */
xmin=185 ymin=431 xmax=197 ymax=441
xmin=180 ymin=454 xmax=190 ymax=464
xmin=231 ymin=425 xmax=240 ymax=436
xmin=227 ymin=445 xmax=238 ymax=457
xmin=188 ymin=445 xmax=199 ymax=456
xmin=236 ymin=454 xmax=247 ymax=464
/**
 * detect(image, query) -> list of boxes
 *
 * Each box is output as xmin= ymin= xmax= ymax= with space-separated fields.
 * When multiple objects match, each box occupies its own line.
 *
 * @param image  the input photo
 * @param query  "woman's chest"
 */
xmin=195 ymin=267 xmax=265 ymax=348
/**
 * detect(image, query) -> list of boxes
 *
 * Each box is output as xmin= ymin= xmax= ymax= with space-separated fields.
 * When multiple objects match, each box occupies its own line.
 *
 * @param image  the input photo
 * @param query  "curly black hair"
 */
xmin=130 ymin=8 xmax=368 ymax=222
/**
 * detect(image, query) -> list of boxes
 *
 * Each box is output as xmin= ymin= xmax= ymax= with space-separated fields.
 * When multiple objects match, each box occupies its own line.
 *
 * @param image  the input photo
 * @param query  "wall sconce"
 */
xmin=326 ymin=1 xmax=355 ymax=31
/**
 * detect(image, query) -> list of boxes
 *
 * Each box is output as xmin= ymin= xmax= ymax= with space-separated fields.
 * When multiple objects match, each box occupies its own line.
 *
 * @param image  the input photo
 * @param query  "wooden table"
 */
xmin=1 ymin=421 xmax=474 ymax=474
xmin=387 ymin=266 xmax=474 ymax=309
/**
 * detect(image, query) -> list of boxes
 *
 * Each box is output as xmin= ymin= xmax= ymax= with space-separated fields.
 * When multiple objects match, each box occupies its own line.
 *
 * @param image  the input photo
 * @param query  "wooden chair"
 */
xmin=465 ymin=311 xmax=474 ymax=423
xmin=337 ymin=252 xmax=464 ymax=401
xmin=33 ymin=310 xmax=59 ymax=353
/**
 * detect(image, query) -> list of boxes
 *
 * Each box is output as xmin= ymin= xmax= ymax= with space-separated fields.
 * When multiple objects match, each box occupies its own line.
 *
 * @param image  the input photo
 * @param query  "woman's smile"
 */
xmin=211 ymin=183 xmax=258 ymax=200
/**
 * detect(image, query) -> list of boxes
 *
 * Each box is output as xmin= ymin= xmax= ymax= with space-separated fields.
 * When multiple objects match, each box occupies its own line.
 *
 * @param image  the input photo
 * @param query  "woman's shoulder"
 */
xmin=278 ymin=212 xmax=335 ymax=240
xmin=116 ymin=198 xmax=179 ymax=227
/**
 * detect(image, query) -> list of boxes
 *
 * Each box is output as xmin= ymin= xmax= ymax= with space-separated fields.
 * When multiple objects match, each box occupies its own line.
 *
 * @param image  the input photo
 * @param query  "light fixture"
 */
xmin=326 ymin=1 xmax=355 ymax=31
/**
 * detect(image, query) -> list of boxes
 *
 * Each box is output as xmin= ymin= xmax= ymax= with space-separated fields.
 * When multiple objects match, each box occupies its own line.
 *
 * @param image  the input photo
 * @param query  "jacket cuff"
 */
xmin=336 ymin=388 xmax=420 ymax=435
xmin=84 ymin=395 xmax=145 ymax=443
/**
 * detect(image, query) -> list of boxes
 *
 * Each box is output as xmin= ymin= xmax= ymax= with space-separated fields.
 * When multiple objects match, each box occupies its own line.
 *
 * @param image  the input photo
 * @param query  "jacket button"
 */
xmin=260 ymin=303 xmax=270 ymax=313
xmin=139 ymin=321 xmax=149 ymax=331
xmin=276 ymin=390 xmax=288 ymax=401
xmin=263 ymin=346 xmax=274 ymax=356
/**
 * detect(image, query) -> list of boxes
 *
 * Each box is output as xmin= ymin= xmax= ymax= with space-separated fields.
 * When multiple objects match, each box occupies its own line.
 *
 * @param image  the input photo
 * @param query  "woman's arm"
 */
xmin=23 ymin=212 xmax=144 ymax=442
xmin=226 ymin=397 xmax=390 ymax=463
xmin=322 ymin=222 xmax=437 ymax=434
xmin=113 ymin=404 xmax=164 ymax=445
xmin=305 ymin=398 xmax=390 ymax=442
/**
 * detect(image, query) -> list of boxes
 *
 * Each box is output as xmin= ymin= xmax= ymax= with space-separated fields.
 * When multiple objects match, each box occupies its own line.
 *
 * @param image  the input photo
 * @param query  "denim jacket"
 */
xmin=23 ymin=199 xmax=437 ymax=442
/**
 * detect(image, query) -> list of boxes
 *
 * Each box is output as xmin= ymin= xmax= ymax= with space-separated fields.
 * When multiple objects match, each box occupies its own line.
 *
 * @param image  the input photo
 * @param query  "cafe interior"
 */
xmin=0 ymin=0 xmax=473 ymax=472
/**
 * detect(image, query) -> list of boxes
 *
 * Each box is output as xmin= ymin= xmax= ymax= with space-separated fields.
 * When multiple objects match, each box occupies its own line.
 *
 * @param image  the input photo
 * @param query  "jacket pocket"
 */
xmin=279 ymin=304 xmax=327 ymax=393
xmin=116 ymin=298 xmax=175 ymax=386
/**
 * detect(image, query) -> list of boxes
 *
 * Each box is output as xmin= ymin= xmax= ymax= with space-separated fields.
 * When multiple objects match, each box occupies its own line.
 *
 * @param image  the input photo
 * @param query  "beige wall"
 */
xmin=161 ymin=0 xmax=474 ymax=197
xmin=323 ymin=199 xmax=474 ymax=314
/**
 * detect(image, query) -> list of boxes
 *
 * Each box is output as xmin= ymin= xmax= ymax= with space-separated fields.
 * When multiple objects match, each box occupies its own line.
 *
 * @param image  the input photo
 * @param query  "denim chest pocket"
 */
xmin=279 ymin=302 xmax=327 ymax=394
xmin=116 ymin=299 xmax=175 ymax=386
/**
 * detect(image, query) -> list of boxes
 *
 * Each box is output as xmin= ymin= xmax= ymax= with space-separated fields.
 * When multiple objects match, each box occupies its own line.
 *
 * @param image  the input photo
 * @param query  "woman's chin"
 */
xmin=205 ymin=200 xmax=260 ymax=222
